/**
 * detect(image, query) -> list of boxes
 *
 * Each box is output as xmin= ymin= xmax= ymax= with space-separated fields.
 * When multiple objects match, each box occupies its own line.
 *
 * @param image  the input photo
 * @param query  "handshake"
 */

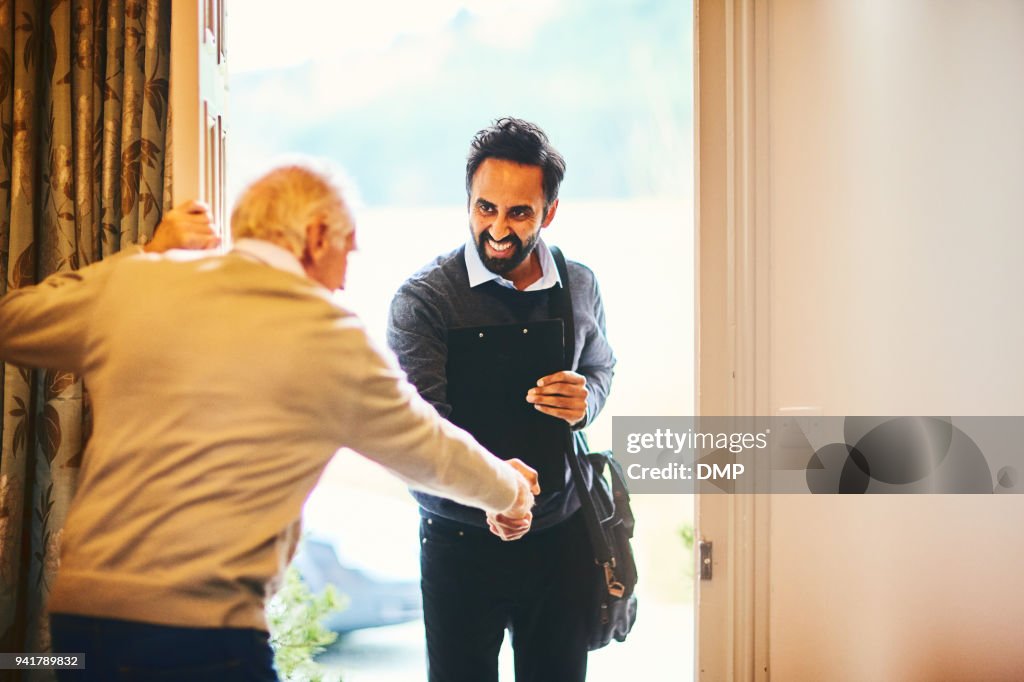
xmin=490 ymin=458 xmax=541 ymax=542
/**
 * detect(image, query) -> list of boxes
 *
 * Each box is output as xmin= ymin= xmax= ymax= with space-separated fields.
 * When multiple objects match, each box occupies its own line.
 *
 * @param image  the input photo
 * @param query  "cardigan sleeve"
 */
xmin=0 ymin=248 xmax=141 ymax=372
xmin=329 ymin=320 xmax=520 ymax=515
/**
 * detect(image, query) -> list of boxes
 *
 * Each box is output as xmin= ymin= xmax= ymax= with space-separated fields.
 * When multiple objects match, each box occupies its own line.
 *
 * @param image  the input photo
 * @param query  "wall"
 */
xmin=767 ymin=1 xmax=1024 ymax=679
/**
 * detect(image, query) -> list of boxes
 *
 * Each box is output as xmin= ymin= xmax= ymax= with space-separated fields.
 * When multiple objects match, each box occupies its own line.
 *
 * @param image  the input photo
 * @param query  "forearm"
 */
xmin=364 ymin=389 xmax=519 ymax=514
xmin=341 ymin=338 xmax=518 ymax=514
xmin=577 ymin=363 xmax=614 ymax=427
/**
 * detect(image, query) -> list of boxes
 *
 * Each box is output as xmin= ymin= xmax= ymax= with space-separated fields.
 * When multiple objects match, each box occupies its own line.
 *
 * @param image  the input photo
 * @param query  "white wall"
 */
xmin=767 ymin=1 xmax=1024 ymax=680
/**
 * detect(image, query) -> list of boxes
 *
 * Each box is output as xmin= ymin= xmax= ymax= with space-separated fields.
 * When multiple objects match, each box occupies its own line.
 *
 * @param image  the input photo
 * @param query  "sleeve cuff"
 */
xmin=486 ymin=462 xmax=520 ymax=514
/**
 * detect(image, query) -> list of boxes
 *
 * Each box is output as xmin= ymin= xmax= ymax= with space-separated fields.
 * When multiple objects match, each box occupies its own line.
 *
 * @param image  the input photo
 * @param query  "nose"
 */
xmin=489 ymin=214 xmax=511 ymax=241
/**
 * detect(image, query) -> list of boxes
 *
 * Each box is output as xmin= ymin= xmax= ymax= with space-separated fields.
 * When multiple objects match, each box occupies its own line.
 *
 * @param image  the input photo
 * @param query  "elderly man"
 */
xmin=0 ymin=162 xmax=537 ymax=681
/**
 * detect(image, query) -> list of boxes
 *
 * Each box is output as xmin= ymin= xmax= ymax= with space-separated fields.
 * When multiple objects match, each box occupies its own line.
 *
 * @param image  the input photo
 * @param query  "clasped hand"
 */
xmin=487 ymin=458 xmax=540 ymax=542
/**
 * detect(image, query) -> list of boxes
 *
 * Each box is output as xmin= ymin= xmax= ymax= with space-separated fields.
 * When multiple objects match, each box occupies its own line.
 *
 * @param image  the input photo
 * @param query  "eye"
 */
xmin=510 ymin=208 xmax=532 ymax=219
xmin=478 ymin=203 xmax=496 ymax=215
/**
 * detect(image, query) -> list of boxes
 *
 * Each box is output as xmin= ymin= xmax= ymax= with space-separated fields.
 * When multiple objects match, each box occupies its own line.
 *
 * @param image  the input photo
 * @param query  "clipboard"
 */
xmin=446 ymin=318 xmax=568 ymax=491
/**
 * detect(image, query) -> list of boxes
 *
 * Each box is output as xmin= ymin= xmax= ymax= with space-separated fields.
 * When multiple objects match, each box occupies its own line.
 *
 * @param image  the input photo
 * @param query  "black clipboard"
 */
xmin=446 ymin=318 xmax=568 ymax=491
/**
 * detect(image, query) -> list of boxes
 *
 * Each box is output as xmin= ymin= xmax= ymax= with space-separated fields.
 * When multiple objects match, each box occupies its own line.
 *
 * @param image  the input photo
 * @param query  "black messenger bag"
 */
xmin=550 ymin=246 xmax=638 ymax=650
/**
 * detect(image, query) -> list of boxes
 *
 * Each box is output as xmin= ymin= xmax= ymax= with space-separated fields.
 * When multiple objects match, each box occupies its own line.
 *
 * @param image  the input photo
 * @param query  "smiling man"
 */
xmin=388 ymin=118 xmax=616 ymax=682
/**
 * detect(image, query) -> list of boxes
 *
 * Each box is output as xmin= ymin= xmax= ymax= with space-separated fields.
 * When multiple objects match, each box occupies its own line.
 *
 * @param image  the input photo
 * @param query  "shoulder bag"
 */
xmin=549 ymin=246 xmax=638 ymax=650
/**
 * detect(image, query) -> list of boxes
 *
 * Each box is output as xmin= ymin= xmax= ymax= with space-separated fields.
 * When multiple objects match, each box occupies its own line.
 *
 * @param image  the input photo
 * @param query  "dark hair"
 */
xmin=465 ymin=117 xmax=567 ymax=210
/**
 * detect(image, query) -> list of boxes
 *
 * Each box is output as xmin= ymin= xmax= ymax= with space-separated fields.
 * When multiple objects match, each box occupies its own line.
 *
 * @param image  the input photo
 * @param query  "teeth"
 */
xmin=489 ymin=239 xmax=512 ymax=252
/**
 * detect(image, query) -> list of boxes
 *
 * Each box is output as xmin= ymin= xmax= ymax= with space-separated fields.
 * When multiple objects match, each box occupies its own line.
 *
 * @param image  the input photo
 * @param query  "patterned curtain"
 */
xmin=0 ymin=0 xmax=171 ymax=669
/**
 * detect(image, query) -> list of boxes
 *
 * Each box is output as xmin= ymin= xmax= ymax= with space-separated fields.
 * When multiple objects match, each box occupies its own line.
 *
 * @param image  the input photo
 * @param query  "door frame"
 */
xmin=170 ymin=0 xmax=228 ymax=236
xmin=694 ymin=0 xmax=771 ymax=679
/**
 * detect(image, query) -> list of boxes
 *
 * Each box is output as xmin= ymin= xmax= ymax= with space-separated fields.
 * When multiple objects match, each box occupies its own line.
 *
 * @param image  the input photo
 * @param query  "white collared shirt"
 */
xmin=231 ymin=238 xmax=307 ymax=280
xmin=464 ymin=237 xmax=562 ymax=292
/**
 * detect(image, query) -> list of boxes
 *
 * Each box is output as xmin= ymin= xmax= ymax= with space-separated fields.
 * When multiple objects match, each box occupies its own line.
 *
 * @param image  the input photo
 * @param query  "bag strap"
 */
xmin=594 ymin=451 xmax=635 ymax=536
xmin=547 ymin=245 xmax=576 ymax=369
xmin=548 ymin=247 xmax=620 ymax=579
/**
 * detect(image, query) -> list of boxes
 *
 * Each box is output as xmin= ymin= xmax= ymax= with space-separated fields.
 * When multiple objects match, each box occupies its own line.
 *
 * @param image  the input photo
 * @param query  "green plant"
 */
xmin=680 ymin=522 xmax=696 ymax=580
xmin=679 ymin=522 xmax=695 ymax=552
xmin=267 ymin=565 xmax=347 ymax=682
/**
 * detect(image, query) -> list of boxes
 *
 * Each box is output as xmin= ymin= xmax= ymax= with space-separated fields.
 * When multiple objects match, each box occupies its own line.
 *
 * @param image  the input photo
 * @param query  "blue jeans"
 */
xmin=49 ymin=613 xmax=279 ymax=681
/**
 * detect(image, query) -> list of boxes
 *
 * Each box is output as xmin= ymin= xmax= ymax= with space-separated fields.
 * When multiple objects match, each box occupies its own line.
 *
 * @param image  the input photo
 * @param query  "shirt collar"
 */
xmin=231 ymin=238 xmax=307 ymax=280
xmin=464 ymin=237 xmax=562 ymax=292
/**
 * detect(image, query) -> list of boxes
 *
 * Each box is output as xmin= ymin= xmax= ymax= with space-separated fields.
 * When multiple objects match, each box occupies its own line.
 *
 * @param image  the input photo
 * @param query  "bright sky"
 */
xmin=228 ymin=0 xmax=563 ymax=73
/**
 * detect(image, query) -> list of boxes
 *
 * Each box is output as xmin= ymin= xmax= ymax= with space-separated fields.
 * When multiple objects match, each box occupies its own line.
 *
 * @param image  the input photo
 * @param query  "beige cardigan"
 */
xmin=0 ymin=247 xmax=519 ymax=630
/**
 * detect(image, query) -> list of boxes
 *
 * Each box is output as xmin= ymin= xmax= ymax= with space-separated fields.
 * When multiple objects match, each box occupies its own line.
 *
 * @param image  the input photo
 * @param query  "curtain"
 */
xmin=0 ymin=0 xmax=171 ymax=669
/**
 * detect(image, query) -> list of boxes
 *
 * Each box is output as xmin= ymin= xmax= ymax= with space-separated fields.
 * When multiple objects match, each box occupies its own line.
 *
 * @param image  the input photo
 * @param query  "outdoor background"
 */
xmin=228 ymin=1 xmax=695 ymax=678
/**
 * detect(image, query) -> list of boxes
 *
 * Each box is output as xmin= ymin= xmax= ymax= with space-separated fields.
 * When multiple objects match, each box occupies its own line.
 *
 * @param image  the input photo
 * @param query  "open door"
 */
xmin=694 ymin=1 xmax=770 ymax=679
xmin=170 ymin=0 xmax=228 ymax=238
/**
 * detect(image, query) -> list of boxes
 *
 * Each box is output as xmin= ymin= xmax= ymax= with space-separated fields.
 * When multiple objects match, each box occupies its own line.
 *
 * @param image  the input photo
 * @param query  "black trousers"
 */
xmin=50 ymin=613 xmax=278 ymax=681
xmin=420 ymin=510 xmax=591 ymax=682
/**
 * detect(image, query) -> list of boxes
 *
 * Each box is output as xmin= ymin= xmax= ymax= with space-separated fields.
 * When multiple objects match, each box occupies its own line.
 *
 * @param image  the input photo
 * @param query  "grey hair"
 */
xmin=230 ymin=159 xmax=355 ymax=255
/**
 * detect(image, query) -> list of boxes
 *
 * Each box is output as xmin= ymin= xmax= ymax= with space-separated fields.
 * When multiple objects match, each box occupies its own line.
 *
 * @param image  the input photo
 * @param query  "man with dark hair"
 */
xmin=388 ymin=118 xmax=616 ymax=682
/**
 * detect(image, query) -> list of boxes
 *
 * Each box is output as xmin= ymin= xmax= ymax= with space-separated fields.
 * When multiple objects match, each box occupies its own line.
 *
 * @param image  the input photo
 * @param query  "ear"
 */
xmin=303 ymin=219 xmax=330 ymax=264
xmin=541 ymin=198 xmax=559 ymax=228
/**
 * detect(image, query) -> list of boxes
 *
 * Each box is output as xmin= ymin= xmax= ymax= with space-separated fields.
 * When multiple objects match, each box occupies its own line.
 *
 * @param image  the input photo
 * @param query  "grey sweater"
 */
xmin=387 ymin=244 xmax=616 ymax=530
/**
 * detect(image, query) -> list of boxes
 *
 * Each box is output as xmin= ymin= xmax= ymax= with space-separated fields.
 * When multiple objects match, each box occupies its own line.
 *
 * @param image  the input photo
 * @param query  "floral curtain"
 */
xmin=0 ymin=0 xmax=171 ymax=670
